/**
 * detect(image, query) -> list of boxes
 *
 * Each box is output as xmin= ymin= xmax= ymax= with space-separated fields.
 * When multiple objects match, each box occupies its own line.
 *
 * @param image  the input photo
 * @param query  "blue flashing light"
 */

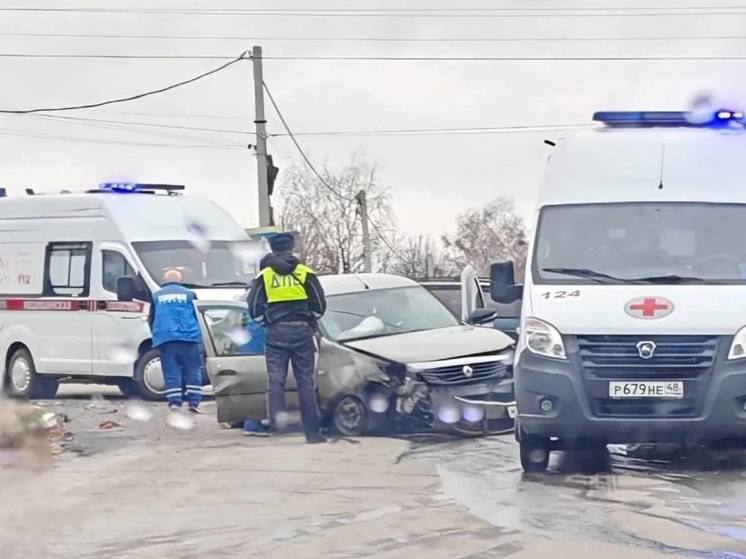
xmin=593 ymin=109 xmax=746 ymax=128
xmin=100 ymin=182 xmax=138 ymax=192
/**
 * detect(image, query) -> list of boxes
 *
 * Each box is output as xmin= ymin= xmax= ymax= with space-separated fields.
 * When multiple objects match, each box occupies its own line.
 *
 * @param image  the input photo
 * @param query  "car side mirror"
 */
xmin=490 ymin=261 xmax=523 ymax=304
xmin=117 ymin=276 xmax=151 ymax=303
xmin=468 ymin=308 xmax=499 ymax=325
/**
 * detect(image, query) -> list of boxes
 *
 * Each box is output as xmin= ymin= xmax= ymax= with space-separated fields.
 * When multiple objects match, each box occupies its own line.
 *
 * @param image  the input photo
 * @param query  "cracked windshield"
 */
xmin=2 ymin=3 xmax=746 ymax=559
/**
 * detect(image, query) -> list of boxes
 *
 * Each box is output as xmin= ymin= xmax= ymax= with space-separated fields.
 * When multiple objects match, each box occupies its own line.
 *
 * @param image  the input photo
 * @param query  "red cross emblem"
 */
xmin=625 ymin=297 xmax=674 ymax=319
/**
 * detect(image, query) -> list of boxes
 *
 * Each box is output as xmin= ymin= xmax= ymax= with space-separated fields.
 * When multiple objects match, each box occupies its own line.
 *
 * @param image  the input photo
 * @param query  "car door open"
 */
xmin=198 ymin=302 xmax=298 ymax=425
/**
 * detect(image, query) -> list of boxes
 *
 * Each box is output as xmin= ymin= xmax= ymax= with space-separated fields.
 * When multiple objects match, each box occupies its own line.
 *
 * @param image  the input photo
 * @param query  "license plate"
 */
xmin=609 ymin=381 xmax=684 ymax=399
xmin=507 ymin=405 xmax=517 ymax=418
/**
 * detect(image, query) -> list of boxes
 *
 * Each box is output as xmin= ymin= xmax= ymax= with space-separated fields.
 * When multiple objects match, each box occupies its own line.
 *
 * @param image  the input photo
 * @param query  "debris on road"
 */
xmin=97 ymin=420 xmax=123 ymax=431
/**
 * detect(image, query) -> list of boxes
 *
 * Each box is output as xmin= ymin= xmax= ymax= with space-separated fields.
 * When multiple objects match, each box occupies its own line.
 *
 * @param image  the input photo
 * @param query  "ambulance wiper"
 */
xmin=210 ymin=281 xmax=250 ymax=287
xmin=181 ymin=282 xmax=210 ymax=289
xmin=628 ymin=274 xmax=706 ymax=284
xmin=541 ymin=267 xmax=626 ymax=284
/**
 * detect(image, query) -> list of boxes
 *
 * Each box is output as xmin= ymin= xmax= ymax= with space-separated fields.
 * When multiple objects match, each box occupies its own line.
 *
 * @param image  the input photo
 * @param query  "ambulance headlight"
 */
xmin=524 ymin=317 xmax=566 ymax=360
xmin=728 ymin=326 xmax=746 ymax=360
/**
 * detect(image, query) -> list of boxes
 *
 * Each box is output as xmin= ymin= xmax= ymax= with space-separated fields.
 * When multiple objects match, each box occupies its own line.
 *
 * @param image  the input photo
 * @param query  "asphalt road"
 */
xmin=1 ymin=384 xmax=745 ymax=558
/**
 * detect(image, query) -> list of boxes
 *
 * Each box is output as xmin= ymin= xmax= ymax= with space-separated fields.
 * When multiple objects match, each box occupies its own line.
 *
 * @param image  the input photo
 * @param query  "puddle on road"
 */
xmin=409 ymin=436 xmax=746 ymax=557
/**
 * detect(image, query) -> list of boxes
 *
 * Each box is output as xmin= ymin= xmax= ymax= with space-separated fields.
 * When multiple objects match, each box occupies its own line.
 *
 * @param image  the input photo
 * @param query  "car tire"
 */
xmin=332 ymin=395 xmax=372 ymax=437
xmin=5 ymin=348 xmax=59 ymax=400
xmin=133 ymin=349 xmax=167 ymax=401
xmin=519 ymin=431 xmax=551 ymax=473
xmin=116 ymin=378 xmax=141 ymax=398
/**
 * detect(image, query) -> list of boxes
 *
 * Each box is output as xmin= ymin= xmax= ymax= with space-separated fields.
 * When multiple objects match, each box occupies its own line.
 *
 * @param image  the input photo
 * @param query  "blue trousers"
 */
xmin=265 ymin=322 xmax=322 ymax=440
xmin=159 ymin=341 xmax=202 ymax=408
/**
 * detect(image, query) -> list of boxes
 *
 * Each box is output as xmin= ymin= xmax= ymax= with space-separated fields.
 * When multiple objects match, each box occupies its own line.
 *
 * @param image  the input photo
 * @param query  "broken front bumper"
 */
xmin=428 ymin=379 xmax=516 ymax=434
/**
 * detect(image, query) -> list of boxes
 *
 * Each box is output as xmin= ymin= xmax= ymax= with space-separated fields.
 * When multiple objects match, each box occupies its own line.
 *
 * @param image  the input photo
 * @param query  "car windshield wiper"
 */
xmin=626 ymin=274 xmax=707 ymax=284
xmin=181 ymin=282 xmax=210 ymax=289
xmin=541 ymin=267 xmax=627 ymax=284
xmin=210 ymin=281 xmax=250 ymax=287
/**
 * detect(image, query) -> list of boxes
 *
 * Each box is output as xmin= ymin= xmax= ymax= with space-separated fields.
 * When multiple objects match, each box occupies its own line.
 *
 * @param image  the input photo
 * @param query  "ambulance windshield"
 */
xmin=133 ymin=240 xmax=256 ymax=288
xmin=534 ymin=202 xmax=746 ymax=285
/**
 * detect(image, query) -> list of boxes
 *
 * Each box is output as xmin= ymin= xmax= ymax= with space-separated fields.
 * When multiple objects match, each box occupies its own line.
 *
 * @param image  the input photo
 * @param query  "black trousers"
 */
xmin=265 ymin=321 xmax=322 ymax=440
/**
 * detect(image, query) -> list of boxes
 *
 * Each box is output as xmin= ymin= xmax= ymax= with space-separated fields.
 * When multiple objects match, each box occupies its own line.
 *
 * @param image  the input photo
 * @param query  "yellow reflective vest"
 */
xmin=260 ymin=264 xmax=312 ymax=303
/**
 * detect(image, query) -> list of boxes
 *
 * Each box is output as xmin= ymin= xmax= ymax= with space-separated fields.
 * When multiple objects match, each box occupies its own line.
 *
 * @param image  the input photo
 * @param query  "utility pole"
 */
xmin=252 ymin=45 xmax=272 ymax=227
xmin=356 ymin=190 xmax=372 ymax=273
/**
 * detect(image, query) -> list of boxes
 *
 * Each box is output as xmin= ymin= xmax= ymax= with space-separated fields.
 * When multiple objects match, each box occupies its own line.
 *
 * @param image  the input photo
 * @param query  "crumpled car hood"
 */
xmin=342 ymin=325 xmax=513 ymax=364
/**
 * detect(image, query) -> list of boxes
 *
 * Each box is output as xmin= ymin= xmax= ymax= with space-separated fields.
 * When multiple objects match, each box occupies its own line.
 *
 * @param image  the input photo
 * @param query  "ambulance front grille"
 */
xmin=577 ymin=335 xmax=718 ymax=380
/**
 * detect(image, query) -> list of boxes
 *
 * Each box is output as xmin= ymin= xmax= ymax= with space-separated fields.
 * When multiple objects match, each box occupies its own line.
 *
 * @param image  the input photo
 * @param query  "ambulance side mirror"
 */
xmin=490 ymin=261 xmax=523 ymax=304
xmin=117 ymin=276 xmax=150 ymax=303
xmin=117 ymin=277 xmax=136 ymax=302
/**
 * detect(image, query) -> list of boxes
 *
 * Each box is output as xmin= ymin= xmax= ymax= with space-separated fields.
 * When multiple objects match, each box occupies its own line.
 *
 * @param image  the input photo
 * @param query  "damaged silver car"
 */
xmin=198 ymin=273 xmax=516 ymax=436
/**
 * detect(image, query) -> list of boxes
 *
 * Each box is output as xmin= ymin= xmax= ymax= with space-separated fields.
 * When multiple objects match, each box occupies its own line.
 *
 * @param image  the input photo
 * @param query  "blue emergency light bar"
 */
xmin=96 ymin=182 xmax=185 ymax=194
xmin=593 ymin=110 xmax=745 ymax=127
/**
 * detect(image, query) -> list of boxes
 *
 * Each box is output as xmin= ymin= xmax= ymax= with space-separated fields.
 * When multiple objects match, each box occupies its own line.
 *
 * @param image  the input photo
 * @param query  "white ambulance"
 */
xmin=488 ymin=110 xmax=746 ymax=471
xmin=0 ymin=183 xmax=256 ymax=399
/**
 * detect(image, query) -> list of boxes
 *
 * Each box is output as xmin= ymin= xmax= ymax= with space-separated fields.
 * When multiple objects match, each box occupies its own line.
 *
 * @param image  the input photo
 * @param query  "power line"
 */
xmin=366 ymin=210 xmax=410 ymax=266
xmin=14 ymin=114 xmax=591 ymax=137
xmin=3 ymin=7 xmax=746 ymax=18
xmin=262 ymin=80 xmax=356 ymax=203
xmin=29 ymin=114 xmax=252 ymax=135
xmin=8 ymin=32 xmax=746 ymax=43
xmin=27 ymin=114 xmax=245 ymax=145
xmin=0 ymin=54 xmax=236 ymax=60
xmin=0 ymin=53 xmax=247 ymax=114
xmin=0 ymin=126 xmax=243 ymax=149
xmin=5 ymin=53 xmax=746 ymax=62
xmin=262 ymin=55 xmax=746 ymax=61
xmin=270 ymin=124 xmax=593 ymax=137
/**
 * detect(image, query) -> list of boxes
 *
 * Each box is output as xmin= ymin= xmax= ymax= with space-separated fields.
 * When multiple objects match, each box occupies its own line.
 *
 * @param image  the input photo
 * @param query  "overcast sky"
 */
xmin=2 ymin=1 xmax=746 ymax=238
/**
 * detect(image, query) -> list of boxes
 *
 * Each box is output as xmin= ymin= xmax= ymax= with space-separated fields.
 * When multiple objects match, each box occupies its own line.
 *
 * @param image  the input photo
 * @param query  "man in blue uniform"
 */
xmin=247 ymin=233 xmax=327 ymax=443
xmin=148 ymin=269 xmax=204 ymax=413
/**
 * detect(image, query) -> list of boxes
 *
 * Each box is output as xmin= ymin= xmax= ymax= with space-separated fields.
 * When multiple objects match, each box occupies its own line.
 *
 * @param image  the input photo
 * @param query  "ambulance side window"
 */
xmin=102 ymin=251 xmax=135 ymax=293
xmin=44 ymin=242 xmax=92 ymax=297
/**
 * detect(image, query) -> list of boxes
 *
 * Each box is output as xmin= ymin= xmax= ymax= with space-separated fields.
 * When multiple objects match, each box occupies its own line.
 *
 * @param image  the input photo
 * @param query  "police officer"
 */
xmin=148 ymin=269 xmax=204 ymax=414
xmin=247 ymin=233 xmax=327 ymax=443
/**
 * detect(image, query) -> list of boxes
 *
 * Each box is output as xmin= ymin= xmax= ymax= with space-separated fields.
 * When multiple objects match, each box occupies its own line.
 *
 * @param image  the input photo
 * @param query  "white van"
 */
xmin=0 ymin=183 xmax=255 ymax=400
xmin=489 ymin=110 xmax=746 ymax=471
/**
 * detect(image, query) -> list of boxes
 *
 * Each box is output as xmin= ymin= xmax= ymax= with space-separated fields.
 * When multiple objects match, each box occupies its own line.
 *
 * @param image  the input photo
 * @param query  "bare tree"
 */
xmin=441 ymin=197 xmax=528 ymax=279
xmin=383 ymin=234 xmax=452 ymax=278
xmin=276 ymin=159 xmax=394 ymax=274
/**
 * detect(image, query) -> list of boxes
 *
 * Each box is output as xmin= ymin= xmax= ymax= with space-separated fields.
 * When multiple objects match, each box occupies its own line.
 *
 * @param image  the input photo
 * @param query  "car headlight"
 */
xmin=728 ymin=325 xmax=746 ymax=360
xmin=524 ymin=317 xmax=566 ymax=359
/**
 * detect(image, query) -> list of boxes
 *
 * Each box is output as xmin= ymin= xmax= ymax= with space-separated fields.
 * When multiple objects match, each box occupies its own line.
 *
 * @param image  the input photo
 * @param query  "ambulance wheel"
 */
xmin=134 ymin=349 xmax=167 ymax=401
xmin=519 ymin=432 xmax=551 ymax=473
xmin=5 ymin=348 xmax=59 ymax=400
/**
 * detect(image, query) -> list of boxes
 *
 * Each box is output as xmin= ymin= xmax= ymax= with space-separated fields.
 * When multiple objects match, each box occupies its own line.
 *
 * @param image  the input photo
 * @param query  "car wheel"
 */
xmin=519 ymin=431 xmax=551 ymax=473
xmin=332 ymin=395 xmax=370 ymax=437
xmin=116 ymin=378 xmax=141 ymax=398
xmin=5 ymin=348 xmax=58 ymax=400
xmin=134 ymin=349 xmax=167 ymax=401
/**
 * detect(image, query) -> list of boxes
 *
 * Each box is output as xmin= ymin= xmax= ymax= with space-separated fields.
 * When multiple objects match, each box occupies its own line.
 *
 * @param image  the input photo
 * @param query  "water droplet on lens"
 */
xmin=126 ymin=401 xmax=154 ymax=422
xmin=167 ymin=409 xmax=194 ymax=430
xmin=437 ymin=403 xmax=460 ymax=424
xmin=368 ymin=393 xmax=389 ymax=413
xmin=228 ymin=327 xmax=251 ymax=346
xmin=462 ymin=405 xmax=485 ymax=423
xmin=186 ymin=221 xmax=211 ymax=254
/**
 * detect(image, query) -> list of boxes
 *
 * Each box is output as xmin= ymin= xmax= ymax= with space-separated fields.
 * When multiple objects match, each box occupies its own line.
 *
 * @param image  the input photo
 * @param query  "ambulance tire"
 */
xmin=5 ymin=348 xmax=59 ymax=400
xmin=519 ymin=431 xmax=551 ymax=473
xmin=134 ymin=349 xmax=167 ymax=401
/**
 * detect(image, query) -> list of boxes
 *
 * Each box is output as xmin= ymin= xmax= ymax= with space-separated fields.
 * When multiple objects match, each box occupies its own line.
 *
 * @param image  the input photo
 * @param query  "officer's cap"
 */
xmin=269 ymin=232 xmax=295 ymax=253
